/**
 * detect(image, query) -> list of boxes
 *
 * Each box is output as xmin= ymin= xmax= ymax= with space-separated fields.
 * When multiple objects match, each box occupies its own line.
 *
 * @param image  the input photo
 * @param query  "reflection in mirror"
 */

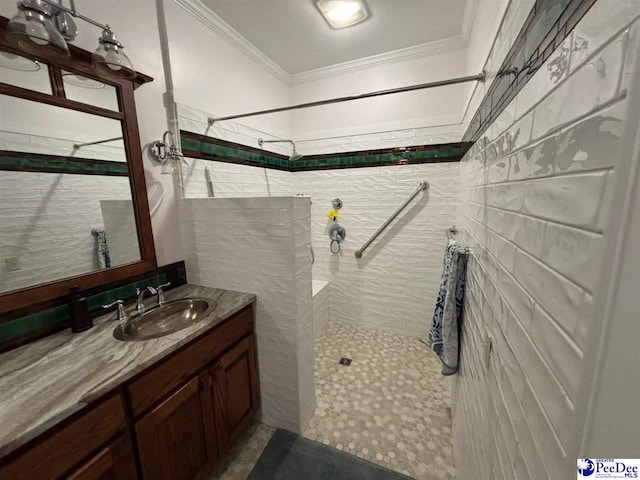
xmin=0 ymin=51 xmax=51 ymax=94
xmin=0 ymin=94 xmax=125 ymax=160
xmin=62 ymin=71 xmax=119 ymax=111
xmin=0 ymin=95 xmax=140 ymax=294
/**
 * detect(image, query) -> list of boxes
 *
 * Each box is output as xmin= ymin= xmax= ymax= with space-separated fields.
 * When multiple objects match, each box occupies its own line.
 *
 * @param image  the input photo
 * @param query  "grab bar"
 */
xmin=355 ymin=181 xmax=429 ymax=258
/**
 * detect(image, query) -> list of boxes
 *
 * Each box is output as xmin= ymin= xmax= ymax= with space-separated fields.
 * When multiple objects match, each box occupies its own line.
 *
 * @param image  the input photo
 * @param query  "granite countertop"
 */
xmin=0 ymin=284 xmax=255 ymax=459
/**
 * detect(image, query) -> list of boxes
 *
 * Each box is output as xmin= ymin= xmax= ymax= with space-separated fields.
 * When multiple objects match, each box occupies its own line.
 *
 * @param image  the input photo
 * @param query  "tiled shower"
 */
xmin=1 ymin=0 xmax=639 ymax=477
xmin=454 ymin=0 xmax=639 ymax=476
xmin=169 ymin=0 xmax=640 ymax=477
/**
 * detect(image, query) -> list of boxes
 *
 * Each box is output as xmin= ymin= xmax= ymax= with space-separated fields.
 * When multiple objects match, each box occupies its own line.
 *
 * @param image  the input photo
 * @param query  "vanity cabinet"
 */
xmin=0 ymin=303 xmax=259 ymax=480
xmin=211 ymin=336 xmax=260 ymax=452
xmin=136 ymin=375 xmax=217 ymax=480
xmin=66 ymin=435 xmax=137 ymax=480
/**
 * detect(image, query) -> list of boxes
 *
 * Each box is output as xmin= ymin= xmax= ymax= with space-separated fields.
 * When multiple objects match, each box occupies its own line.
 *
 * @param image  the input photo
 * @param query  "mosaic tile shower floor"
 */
xmin=210 ymin=321 xmax=455 ymax=480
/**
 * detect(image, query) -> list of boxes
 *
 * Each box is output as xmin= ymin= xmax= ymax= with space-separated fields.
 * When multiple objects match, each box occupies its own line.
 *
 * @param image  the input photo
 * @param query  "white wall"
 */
xmin=452 ymin=1 xmax=640 ymax=479
xmin=165 ymin=1 xmax=291 ymax=138
xmin=178 ymin=196 xmax=315 ymax=433
xmin=289 ymin=48 xmax=470 ymax=141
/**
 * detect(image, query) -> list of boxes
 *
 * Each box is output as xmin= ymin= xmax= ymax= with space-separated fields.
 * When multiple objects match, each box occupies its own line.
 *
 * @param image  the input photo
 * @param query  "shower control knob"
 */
xmin=332 ymin=198 xmax=343 ymax=210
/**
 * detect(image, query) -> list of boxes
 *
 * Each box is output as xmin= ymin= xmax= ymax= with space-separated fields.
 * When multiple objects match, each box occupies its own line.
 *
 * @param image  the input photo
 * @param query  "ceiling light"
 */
xmin=316 ymin=0 xmax=369 ymax=29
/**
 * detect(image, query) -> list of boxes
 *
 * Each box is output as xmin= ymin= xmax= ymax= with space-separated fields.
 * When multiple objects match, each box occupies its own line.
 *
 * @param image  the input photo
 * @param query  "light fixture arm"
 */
xmin=38 ymin=0 xmax=109 ymax=30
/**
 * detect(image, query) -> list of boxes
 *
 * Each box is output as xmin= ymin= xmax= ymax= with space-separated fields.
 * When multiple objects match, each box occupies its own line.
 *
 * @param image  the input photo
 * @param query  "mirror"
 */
xmin=0 ymin=21 xmax=155 ymax=314
xmin=62 ymin=70 xmax=119 ymax=111
xmin=0 ymin=51 xmax=50 ymax=94
xmin=0 ymin=76 xmax=141 ymax=294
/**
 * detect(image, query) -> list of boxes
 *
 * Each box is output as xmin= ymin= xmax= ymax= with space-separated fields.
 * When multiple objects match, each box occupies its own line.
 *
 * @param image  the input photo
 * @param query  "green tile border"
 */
xmin=0 ymin=150 xmax=129 ymax=176
xmin=0 ymin=306 xmax=69 ymax=347
xmin=0 ymin=261 xmax=188 ymax=353
xmin=181 ymin=130 xmax=470 ymax=172
xmin=463 ymin=0 xmax=596 ymax=142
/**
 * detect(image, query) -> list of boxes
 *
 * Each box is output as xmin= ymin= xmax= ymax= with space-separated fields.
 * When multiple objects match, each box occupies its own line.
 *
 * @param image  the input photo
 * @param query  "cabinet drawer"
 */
xmin=65 ymin=434 xmax=137 ymax=480
xmin=0 ymin=394 xmax=126 ymax=480
xmin=127 ymin=305 xmax=253 ymax=417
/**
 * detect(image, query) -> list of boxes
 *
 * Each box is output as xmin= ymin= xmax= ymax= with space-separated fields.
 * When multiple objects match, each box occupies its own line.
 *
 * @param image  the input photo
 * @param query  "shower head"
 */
xmin=258 ymin=138 xmax=303 ymax=162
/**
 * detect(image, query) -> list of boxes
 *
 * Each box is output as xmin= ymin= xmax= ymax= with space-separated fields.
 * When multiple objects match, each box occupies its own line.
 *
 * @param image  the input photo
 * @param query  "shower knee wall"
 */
xmin=178 ymin=197 xmax=315 ymax=434
xmin=454 ymin=0 xmax=640 ymax=478
xmin=182 ymin=159 xmax=460 ymax=338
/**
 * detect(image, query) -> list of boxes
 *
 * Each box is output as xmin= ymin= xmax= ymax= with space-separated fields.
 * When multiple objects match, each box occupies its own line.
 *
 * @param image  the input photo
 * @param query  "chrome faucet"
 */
xmin=136 ymin=286 xmax=157 ymax=315
xmin=135 ymin=282 xmax=171 ymax=314
xmin=156 ymin=282 xmax=171 ymax=306
xmin=102 ymin=299 xmax=129 ymax=329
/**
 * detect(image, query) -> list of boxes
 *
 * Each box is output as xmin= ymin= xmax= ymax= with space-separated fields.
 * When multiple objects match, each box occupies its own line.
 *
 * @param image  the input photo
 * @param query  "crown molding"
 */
xmin=173 ymin=0 xmax=477 ymax=86
xmin=172 ymin=0 xmax=290 ymax=84
xmin=291 ymin=0 xmax=478 ymax=84
xmin=289 ymin=34 xmax=469 ymax=85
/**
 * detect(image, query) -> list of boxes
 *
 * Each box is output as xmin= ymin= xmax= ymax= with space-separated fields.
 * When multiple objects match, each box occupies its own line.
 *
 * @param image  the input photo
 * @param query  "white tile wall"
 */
xmin=0 ymin=131 xmax=126 ymax=162
xmin=295 ymin=163 xmax=459 ymax=338
xmin=177 ymin=197 xmax=314 ymax=434
xmin=453 ymin=2 xmax=640 ymax=479
xmin=312 ymin=280 xmax=330 ymax=337
xmin=183 ymin=159 xmax=460 ymax=339
xmin=0 ymin=171 xmax=133 ymax=294
xmin=182 ymin=159 xmax=292 ymax=199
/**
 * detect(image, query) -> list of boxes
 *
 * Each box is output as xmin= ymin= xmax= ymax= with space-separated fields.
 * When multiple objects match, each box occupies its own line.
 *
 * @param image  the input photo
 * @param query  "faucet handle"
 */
xmin=155 ymin=282 xmax=171 ymax=305
xmin=102 ymin=300 xmax=129 ymax=328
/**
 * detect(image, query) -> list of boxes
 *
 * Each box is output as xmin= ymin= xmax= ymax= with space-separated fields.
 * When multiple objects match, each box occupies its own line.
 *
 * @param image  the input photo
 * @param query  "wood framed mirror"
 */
xmin=0 ymin=16 xmax=157 ymax=314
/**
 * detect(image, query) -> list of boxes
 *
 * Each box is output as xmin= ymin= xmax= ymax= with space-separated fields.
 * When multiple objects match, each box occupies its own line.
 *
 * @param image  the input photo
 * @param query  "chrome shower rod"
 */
xmin=73 ymin=136 xmax=123 ymax=148
xmin=208 ymin=72 xmax=486 ymax=125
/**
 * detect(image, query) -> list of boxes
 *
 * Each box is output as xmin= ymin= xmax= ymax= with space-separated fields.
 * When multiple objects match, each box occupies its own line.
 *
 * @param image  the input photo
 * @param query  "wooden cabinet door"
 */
xmin=135 ymin=375 xmax=216 ymax=480
xmin=212 ymin=335 xmax=260 ymax=451
xmin=66 ymin=434 xmax=137 ymax=480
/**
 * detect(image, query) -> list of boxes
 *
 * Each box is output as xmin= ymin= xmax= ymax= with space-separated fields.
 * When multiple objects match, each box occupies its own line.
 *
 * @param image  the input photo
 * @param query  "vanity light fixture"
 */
xmin=6 ymin=0 xmax=136 ymax=79
xmin=316 ymin=0 xmax=369 ymax=29
xmin=150 ymin=131 xmax=192 ymax=177
xmin=91 ymin=27 xmax=135 ymax=79
xmin=6 ymin=0 xmax=69 ymax=58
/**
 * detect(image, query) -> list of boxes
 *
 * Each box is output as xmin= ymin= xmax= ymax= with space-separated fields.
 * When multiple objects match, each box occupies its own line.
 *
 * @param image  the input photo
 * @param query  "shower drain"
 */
xmin=339 ymin=357 xmax=352 ymax=366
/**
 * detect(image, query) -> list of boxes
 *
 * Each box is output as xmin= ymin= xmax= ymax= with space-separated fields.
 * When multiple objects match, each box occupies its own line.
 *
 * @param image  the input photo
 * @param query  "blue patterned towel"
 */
xmin=92 ymin=227 xmax=111 ymax=269
xmin=427 ymin=240 xmax=467 ymax=375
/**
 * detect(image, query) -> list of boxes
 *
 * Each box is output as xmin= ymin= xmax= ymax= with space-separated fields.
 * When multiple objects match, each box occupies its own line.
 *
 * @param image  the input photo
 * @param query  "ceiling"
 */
xmin=200 ymin=0 xmax=469 ymax=75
